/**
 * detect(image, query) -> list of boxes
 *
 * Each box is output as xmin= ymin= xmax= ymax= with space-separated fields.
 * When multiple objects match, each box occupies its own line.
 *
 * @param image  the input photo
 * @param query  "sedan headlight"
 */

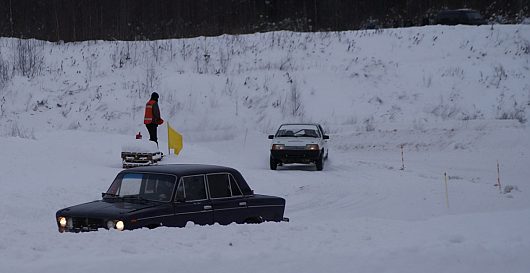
xmin=115 ymin=221 xmax=125 ymax=231
xmin=58 ymin=217 xmax=67 ymax=228
xmin=305 ymin=144 xmax=319 ymax=150
xmin=272 ymin=144 xmax=285 ymax=150
xmin=106 ymin=220 xmax=125 ymax=231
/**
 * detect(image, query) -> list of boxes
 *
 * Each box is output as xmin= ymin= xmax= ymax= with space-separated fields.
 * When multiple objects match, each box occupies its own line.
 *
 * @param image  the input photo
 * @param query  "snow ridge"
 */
xmin=0 ymin=25 xmax=528 ymax=139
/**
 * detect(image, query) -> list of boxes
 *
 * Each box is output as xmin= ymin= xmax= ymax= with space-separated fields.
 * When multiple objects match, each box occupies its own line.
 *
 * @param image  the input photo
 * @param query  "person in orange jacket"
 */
xmin=144 ymin=92 xmax=164 ymax=146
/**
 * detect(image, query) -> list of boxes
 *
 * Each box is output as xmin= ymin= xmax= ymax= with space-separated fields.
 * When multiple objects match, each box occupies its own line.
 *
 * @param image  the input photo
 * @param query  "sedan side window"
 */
xmin=207 ymin=174 xmax=232 ymax=199
xmin=175 ymin=181 xmax=184 ymax=201
xmin=229 ymin=175 xmax=243 ymax=196
xmin=180 ymin=175 xmax=207 ymax=201
xmin=141 ymin=174 xmax=174 ymax=202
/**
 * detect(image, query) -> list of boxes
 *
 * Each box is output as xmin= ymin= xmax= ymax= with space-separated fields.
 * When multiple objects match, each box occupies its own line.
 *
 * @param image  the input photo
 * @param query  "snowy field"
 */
xmin=1 ymin=25 xmax=530 ymax=272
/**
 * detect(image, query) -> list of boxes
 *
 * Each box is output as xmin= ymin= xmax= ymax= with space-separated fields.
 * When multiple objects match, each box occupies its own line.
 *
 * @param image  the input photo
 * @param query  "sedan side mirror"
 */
xmin=323 ymin=135 xmax=329 ymax=140
xmin=268 ymin=135 xmax=274 ymax=139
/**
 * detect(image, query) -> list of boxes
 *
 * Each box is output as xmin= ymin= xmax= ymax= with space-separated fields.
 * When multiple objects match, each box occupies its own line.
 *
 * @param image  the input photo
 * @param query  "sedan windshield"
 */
xmin=106 ymin=173 xmax=176 ymax=202
xmin=276 ymin=124 xmax=320 ymax=138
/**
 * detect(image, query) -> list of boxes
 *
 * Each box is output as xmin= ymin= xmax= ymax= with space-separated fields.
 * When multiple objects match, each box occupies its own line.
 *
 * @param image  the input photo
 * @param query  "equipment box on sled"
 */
xmin=121 ymin=151 xmax=162 ymax=168
xmin=121 ymin=133 xmax=162 ymax=168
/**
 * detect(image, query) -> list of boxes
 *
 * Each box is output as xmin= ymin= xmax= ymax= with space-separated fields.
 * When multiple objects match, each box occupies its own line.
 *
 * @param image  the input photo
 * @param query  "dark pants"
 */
xmin=146 ymin=123 xmax=158 ymax=145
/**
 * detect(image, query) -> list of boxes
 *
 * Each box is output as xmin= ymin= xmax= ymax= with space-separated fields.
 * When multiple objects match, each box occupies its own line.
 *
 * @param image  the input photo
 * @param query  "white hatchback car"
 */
xmin=268 ymin=123 xmax=329 ymax=171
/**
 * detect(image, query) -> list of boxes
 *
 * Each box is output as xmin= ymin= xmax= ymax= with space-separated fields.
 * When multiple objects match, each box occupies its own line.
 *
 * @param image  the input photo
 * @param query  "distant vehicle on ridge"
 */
xmin=435 ymin=9 xmax=486 ymax=25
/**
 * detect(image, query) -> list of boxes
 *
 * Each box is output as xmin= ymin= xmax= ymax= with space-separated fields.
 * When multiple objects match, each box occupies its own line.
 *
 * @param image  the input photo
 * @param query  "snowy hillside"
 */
xmin=0 ymin=25 xmax=529 ymax=138
xmin=0 ymin=25 xmax=529 ymax=273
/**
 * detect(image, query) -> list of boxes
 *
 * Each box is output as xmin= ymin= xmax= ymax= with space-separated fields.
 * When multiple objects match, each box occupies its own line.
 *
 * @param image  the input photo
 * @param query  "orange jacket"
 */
xmin=144 ymin=100 xmax=164 ymax=125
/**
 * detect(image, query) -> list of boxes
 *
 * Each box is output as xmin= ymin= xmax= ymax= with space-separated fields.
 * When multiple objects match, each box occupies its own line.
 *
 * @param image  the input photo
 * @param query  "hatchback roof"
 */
xmin=279 ymin=123 xmax=321 ymax=126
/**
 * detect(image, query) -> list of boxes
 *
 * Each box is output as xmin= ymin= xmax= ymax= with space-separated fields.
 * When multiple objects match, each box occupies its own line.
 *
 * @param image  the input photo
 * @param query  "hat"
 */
xmin=150 ymin=92 xmax=159 ymax=101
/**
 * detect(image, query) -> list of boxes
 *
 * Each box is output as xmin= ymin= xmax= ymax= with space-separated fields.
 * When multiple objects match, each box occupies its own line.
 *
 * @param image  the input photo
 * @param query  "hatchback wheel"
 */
xmin=316 ymin=155 xmax=324 ymax=171
xmin=270 ymin=156 xmax=278 ymax=170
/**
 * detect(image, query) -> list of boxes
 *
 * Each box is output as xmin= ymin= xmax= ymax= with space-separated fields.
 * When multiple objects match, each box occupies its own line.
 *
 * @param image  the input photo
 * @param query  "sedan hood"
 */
xmin=57 ymin=200 xmax=158 ymax=219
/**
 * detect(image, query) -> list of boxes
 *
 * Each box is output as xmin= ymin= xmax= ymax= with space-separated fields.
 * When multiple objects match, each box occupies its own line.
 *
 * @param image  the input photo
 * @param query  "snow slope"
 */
xmin=0 ymin=25 xmax=529 ymax=273
xmin=0 ymin=25 xmax=528 ymax=136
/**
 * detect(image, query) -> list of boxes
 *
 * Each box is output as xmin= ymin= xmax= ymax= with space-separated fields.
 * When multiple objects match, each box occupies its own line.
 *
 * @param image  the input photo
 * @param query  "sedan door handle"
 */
xmin=204 ymin=205 xmax=212 ymax=210
xmin=239 ymin=202 xmax=247 ymax=206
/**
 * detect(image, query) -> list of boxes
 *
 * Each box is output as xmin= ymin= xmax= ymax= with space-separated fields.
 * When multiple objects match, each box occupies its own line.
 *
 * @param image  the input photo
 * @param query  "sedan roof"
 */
xmin=121 ymin=164 xmax=238 ymax=176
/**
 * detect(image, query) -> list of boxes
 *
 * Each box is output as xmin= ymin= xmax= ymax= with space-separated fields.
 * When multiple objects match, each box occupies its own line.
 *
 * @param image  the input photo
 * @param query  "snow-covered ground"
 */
xmin=0 ymin=25 xmax=529 ymax=272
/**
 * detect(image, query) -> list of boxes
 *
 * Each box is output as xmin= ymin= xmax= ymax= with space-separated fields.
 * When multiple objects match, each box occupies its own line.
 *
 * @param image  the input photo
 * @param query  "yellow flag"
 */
xmin=167 ymin=123 xmax=183 ymax=155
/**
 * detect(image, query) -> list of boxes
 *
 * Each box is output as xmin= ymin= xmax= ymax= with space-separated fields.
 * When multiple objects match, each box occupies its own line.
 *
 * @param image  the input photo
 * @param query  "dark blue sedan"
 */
xmin=56 ymin=164 xmax=287 ymax=232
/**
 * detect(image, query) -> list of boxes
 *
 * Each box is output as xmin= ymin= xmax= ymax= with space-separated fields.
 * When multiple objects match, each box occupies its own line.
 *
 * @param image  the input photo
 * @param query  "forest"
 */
xmin=0 ymin=0 xmax=528 ymax=42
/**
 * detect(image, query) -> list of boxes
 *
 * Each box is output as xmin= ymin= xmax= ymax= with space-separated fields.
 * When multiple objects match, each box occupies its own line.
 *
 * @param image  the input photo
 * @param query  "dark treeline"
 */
xmin=0 ymin=0 xmax=528 ymax=42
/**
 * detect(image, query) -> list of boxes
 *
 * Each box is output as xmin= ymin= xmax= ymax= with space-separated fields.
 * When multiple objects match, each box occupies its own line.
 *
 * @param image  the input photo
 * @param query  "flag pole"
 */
xmin=400 ymin=144 xmax=405 ymax=170
xmin=497 ymin=160 xmax=502 ymax=193
xmin=444 ymin=172 xmax=449 ymax=209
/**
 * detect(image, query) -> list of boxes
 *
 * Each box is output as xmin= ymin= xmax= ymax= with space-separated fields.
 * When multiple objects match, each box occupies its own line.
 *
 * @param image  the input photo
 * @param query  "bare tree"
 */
xmin=13 ymin=39 xmax=43 ymax=78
